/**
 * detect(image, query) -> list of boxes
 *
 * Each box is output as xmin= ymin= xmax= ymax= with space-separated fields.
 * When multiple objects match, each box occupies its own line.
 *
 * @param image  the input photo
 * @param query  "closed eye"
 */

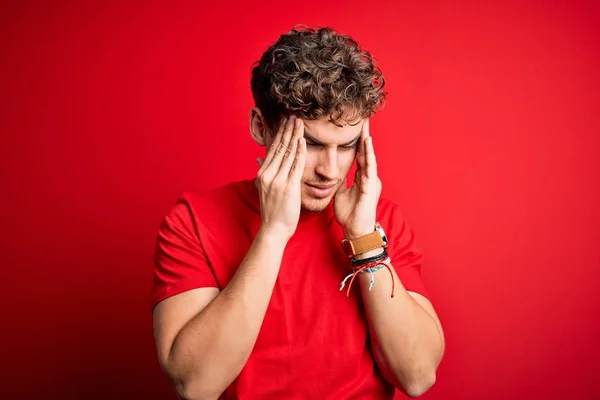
xmin=306 ymin=142 xmax=358 ymax=150
xmin=341 ymin=143 xmax=359 ymax=150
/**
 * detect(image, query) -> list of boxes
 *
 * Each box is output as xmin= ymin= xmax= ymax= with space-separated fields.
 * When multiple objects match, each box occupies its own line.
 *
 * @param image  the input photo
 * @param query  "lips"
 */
xmin=305 ymin=182 xmax=338 ymax=198
xmin=306 ymin=183 xmax=336 ymax=189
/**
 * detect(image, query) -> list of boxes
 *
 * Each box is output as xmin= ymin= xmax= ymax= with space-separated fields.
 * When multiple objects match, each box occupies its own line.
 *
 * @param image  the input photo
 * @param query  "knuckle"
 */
xmin=259 ymin=174 xmax=271 ymax=185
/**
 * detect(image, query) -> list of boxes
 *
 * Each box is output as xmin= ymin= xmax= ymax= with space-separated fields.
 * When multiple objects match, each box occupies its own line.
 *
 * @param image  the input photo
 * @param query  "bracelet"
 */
xmin=339 ymin=257 xmax=395 ymax=298
xmin=357 ymin=265 xmax=385 ymax=290
xmin=358 ymin=264 xmax=384 ymax=274
xmin=351 ymin=248 xmax=388 ymax=267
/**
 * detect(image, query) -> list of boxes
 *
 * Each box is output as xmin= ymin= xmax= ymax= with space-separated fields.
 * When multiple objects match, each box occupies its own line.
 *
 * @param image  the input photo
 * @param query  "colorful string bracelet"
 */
xmin=340 ymin=257 xmax=395 ymax=298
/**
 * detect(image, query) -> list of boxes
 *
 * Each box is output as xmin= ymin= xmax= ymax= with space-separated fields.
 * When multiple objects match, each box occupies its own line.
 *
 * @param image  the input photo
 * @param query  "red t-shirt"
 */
xmin=151 ymin=178 xmax=429 ymax=399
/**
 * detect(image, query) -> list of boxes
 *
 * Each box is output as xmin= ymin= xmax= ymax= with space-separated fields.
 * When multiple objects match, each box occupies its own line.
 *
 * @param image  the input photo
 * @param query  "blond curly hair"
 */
xmin=251 ymin=26 xmax=387 ymax=132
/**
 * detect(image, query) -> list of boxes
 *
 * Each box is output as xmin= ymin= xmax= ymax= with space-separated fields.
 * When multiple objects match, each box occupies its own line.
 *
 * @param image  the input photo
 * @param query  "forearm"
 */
xmin=357 ymin=252 xmax=444 ymax=397
xmin=168 ymin=230 xmax=287 ymax=399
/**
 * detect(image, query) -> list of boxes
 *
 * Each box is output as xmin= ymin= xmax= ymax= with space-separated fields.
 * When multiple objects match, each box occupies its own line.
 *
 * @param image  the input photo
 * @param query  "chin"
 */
xmin=301 ymin=195 xmax=333 ymax=212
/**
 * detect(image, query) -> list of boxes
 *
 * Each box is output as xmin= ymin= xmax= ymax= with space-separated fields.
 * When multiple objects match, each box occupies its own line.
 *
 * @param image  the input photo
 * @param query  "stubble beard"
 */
xmin=299 ymin=182 xmax=339 ymax=212
xmin=300 ymin=196 xmax=331 ymax=212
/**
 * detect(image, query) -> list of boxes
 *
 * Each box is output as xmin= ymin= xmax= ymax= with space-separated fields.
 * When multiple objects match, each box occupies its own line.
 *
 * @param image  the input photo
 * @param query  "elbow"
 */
xmin=400 ymin=371 xmax=437 ymax=398
xmin=162 ymin=362 xmax=220 ymax=400
xmin=376 ymin=350 xmax=438 ymax=397
xmin=174 ymin=382 xmax=197 ymax=400
xmin=159 ymin=356 xmax=218 ymax=400
xmin=174 ymin=379 xmax=220 ymax=400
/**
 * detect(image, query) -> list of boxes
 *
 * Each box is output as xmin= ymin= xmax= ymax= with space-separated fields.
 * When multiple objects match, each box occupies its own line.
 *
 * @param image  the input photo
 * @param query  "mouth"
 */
xmin=305 ymin=182 xmax=337 ymax=198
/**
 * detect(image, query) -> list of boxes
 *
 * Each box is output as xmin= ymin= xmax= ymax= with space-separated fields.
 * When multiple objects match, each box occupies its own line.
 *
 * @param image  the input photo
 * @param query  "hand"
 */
xmin=334 ymin=119 xmax=382 ymax=239
xmin=255 ymin=115 xmax=307 ymax=241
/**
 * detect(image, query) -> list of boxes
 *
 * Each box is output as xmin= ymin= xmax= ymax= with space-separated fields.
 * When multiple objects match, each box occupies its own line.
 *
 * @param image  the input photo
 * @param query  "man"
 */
xmin=151 ymin=26 xmax=445 ymax=399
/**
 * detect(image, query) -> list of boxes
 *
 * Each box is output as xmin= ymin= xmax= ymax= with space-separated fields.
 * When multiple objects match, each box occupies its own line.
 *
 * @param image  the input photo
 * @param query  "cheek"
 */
xmin=339 ymin=151 xmax=356 ymax=172
xmin=300 ymin=153 xmax=315 ymax=177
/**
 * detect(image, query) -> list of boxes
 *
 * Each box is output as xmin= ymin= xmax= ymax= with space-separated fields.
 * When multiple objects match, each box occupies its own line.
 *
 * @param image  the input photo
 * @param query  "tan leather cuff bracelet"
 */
xmin=341 ymin=222 xmax=388 ymax=258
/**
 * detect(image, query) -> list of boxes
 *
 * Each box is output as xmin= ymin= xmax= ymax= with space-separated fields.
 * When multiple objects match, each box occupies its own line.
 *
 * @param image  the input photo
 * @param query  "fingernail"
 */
xmin=295 ymin=118 xmax=301 ymax=127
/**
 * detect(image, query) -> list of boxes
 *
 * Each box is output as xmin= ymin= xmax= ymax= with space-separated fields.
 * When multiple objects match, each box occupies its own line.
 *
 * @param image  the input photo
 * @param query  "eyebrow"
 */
xmin=303 ymin=130 xmax=362 ymax=147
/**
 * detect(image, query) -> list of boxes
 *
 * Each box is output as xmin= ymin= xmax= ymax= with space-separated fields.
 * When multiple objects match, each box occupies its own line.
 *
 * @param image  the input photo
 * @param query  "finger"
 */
xmin=289 ymin=137 xmax=306 ymax=182
xmin=358 ymin=119 xmax=370 ymax=169
xmin=278 ymin=118 xmax=304 ymax=178
xmin=256 ymin=158 xmax=264 ymax=168
xmin=360 ymin=136 xmax=367 ymax=168
xmin=362 ymin=119 xmax=370 ymax=137
xmin=356 ymin=135 xmax=366 ymax=170
xmin=259 ymin=117 xmax=287 ymax=175
xmin=267 ymin=115 xmax=296 ymax=175
xmin=365 ymin=136 xmax=377 ymax=179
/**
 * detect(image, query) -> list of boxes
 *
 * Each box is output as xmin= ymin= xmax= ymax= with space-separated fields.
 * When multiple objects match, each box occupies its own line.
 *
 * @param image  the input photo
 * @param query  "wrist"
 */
xmin=341 ymin=221 xmax=388 ymax=259
xmin=343 ymin=226 xmax=375 ymax=240
xmin=256 ymin=227 xmax=290 ymax=248
xmin=352 ymin=246 xmax=385 ymax=260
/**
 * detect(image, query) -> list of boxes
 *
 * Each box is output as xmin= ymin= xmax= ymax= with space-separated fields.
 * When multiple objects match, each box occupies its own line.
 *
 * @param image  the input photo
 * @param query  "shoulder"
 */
xmin=376 ymin=196 xmax=416 ymax=243
xmin=376 ymin=196 xmax=405 ymax=223
xmin=160 ymin=178 xmax=258 ymax=235
xmin=172 ymin=179 xmax=256 ymax=217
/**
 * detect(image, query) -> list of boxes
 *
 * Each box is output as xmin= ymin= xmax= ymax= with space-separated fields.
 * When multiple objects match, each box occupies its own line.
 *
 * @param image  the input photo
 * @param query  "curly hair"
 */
xmin=251 ymin=25 xmax=387 ymax=132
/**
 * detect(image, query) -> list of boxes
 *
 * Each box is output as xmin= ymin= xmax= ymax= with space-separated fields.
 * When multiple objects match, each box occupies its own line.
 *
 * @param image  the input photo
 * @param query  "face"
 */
xmin=256 ymin=113 xmax=364 ymax=212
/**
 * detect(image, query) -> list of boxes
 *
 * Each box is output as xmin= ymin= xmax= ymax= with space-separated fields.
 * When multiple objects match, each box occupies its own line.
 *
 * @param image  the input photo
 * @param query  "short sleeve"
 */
xmin=150 ymin=198 xmax=218 ymax=311
xmin=386 ymin=208 xmax=430 ymax=300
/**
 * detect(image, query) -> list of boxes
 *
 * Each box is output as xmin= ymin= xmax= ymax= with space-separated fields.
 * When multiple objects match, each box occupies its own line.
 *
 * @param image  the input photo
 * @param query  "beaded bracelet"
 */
xmin=339 ymin=257 xmax=395 ymax=298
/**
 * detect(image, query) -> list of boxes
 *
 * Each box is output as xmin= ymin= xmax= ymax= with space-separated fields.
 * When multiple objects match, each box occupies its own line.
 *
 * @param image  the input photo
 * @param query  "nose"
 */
xmin=314 ymin=147 xmax=339 ymax=181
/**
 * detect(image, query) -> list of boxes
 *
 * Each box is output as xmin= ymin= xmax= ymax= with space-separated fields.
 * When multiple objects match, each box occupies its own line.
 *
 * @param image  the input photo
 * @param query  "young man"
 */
xmin=151 ymin=26 xmax=445 ymax=399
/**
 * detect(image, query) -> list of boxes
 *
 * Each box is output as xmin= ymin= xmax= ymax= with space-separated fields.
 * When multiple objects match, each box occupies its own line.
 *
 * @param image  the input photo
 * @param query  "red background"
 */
xmin=1 ymin=1 xmax=599 ymax=399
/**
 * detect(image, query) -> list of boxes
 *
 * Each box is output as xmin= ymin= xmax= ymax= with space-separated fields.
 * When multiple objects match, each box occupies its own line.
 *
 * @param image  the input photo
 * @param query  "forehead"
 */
xmin=302 ymin=117 xmax=364 ymax=144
